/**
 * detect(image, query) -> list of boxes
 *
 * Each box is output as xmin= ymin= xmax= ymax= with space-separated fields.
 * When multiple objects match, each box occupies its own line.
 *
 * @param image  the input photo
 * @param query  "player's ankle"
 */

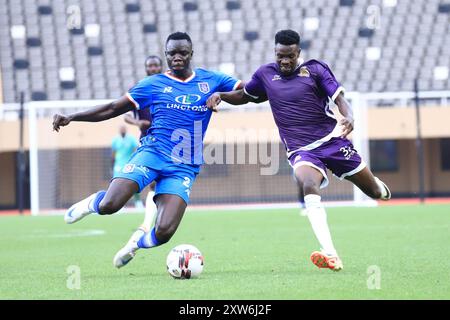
xmin=304 ymin=194 xmax=322 ymax=209
xmin=323 ymin=249 xmax=338 ymax=257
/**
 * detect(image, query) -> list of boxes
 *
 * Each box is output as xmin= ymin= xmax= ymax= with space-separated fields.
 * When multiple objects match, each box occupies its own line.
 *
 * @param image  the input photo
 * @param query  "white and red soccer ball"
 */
xmin=166 ymin=244 xmax=204 ymax=279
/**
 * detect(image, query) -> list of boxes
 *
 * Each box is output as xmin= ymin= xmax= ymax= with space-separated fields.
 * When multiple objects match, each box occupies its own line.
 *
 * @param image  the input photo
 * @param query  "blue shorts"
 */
xmin=112 ymin=146 xmax=200 ymax=204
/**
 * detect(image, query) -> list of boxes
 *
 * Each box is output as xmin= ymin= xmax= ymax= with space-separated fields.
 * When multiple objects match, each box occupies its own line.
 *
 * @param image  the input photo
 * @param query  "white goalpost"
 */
xmin=27 ymin=99 xmax=113 ymax=216
xmin=345 ymin=92 xmax=373 ymax=206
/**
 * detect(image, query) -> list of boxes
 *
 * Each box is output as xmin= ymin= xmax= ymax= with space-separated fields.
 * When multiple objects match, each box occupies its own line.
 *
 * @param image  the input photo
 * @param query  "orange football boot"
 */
xmin=310 ymin=251 xmax=343 ymax=272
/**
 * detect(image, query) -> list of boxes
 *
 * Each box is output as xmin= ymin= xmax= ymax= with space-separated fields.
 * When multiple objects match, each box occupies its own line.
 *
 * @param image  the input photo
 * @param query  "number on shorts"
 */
xmin=339 ymin=146 xmax=356 ymax=160
xmin=182 ymin=177 xmax=191 ymax=188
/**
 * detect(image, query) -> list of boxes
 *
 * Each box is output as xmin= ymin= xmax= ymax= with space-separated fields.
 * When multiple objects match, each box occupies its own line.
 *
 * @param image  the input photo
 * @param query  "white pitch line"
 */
xmin=36 ymin=200 xmax=378 ymax=216
xmin=26 ymin=229 xmax=106 ymax=238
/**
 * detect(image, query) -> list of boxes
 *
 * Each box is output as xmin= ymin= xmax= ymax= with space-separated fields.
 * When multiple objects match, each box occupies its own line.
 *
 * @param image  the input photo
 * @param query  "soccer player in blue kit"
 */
xmin=52 ymin=32 xmax=242 ymax=268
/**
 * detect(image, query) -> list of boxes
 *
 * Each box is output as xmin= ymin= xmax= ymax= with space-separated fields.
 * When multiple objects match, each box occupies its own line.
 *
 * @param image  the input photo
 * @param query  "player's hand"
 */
xmin=206 ymin=93 xmax=222 ymax=112
xmin=138 ymin=120 xmax=151 ymax=131
xmin=340 ymin=116 xmax=354 ymax=138
xmin=52 ymin=114 xmax=71 ymax=132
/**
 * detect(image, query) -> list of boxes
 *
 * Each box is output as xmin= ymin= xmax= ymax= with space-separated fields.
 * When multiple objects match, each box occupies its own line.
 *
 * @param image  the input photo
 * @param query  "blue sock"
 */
xmin=92 ymin=190 xmax=106 ymax=213
xmin=137 ymin=227 xmax=161 ymax=249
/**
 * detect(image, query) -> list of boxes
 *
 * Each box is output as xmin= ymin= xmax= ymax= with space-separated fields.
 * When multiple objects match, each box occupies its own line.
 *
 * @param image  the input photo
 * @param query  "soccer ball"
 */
xmin=166 ymin=244 xmax=204 ymax=279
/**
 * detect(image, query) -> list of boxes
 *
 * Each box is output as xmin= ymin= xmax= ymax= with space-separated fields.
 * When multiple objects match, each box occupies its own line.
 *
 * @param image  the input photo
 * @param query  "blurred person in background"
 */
xmin=123 ymin=55 xmax=164 ymax=234
xmin=111 ymin=125 xmax=142 ymax=209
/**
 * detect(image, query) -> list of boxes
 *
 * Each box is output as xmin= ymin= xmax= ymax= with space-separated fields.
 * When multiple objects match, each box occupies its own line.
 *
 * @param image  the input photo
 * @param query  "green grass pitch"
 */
xmin=1 ymin=204 xmax=449 ymax=299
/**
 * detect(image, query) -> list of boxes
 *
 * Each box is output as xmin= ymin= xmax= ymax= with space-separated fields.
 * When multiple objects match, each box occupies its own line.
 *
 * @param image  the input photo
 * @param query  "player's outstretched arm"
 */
xmin=53 ymin=96 xmax=134 ymax=132
xmin=124 ymin=113 xmax=151 ymax=131
xmin=334 ymin=92 xmax=354 ymax=138
xmin=207 ymin=89 xmax=259 ymax=112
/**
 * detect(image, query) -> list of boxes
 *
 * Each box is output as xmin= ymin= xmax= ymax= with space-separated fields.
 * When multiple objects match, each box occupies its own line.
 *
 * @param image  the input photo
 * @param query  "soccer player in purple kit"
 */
xmin=207 ymin=30 xmax=391 ymax=272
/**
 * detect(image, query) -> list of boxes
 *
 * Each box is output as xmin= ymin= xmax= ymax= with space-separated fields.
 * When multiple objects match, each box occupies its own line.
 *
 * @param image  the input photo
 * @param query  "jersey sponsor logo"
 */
xmin=198 ymin=82 xmax=210 ymax=94
xmin=163 ymin=86 xmax=173 ymax=93
xmin=298 ymin=67 xmax=310 ymax=77
xmin=166 ymin=103 xmax=209 ymax=112
xmin=122 ymin=164 xmax=135 ymax=173
xmin=272 ymin=75 xmax=281 ymax=81
xmin=174 ymin=94 xmax=202 ymax=104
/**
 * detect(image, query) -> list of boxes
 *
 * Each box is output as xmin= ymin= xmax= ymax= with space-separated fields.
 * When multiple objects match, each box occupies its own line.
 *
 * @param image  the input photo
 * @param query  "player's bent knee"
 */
xmin=155 ymin=225 xmax=176 ymax=244
xmin=302 ymin=179 xmax=320 ymax=195
xmin=98 ymin=199 xmax=121 ymax=215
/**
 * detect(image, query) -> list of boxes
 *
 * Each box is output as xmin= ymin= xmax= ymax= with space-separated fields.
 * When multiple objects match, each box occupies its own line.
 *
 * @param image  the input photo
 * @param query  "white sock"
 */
xmin=137 ymin=227 xmax=161 ymax=249
xmin=142 ymin=191 xmax=157 ymax=231
xmin=304 ymin=194 xmax=337 ymax=256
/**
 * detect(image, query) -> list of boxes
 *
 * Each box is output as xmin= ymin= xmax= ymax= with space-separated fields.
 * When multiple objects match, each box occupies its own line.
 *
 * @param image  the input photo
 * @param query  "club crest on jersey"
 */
xmin=272 ymin=75 xmax=282 ymax=81
xmin=122 ymin=164 xmax=135 ymax=173
xmin=298 ymin=67 xmax=310 ymax=77
xmin=198 ymin=82 xmax=210 ymax=94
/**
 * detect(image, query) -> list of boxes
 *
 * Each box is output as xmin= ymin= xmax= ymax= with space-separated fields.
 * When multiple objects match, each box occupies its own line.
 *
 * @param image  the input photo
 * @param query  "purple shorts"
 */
xmin=288 ymin=137 xmax=366 ymax=188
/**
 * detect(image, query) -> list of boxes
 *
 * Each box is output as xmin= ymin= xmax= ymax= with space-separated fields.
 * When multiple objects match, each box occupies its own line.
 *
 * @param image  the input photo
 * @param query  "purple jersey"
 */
xmin=244 ymin=60 xmax=344 ymax=157
xmin=133 ymin=109 xmax=151 ymax=138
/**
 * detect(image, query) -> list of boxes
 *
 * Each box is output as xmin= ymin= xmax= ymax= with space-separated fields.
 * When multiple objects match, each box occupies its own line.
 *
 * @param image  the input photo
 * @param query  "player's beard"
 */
xmin=279 ymin=65 xmax=295 ymax=76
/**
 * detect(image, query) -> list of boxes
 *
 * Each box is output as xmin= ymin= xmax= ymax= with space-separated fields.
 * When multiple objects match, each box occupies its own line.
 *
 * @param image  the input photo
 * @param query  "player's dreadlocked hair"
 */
xmin=166 ymin=32 xmax=192 ymax=45
xmin=275 ymin=30 xmax=300 ymax=46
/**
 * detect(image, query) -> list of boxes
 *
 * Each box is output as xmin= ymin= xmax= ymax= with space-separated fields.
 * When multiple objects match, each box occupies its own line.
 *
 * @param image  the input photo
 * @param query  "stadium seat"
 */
xmin=300 ymin=40 xmax=312 ymax=50
xmin=226 ymin=1 xmax=241 ymax=10
xmin=26 ymin=37 xmax=41 ymax=47
xmin=358 ymin=28 xmax=375 ymax=38
xmin=87 ymin=47 xmax=103 ymax=56
xmin=339 ymin=0 xmax=355 ymax=6
xmin=13 ymin=59 xmax=29 ymax=69
xmin=70 ymin=27 xmax=85 ymax=35
xmin=0 ymin=0 xmax=448 ymax=102
xmin=143 ymin=24 xmax=157 ymax=33
xmin=125 ymin=3 xmax=140 ymax=13
xmin=183 ymin=2 xmax=198 ymax=11
xmin=244 ymin=31 xmax=259 ymax=41
xmin=37 ymin=5 xmax=52 ymax=15
xmin=60 ymin=81 xmax=77 ymax=90
xmin=31 ymin=91 xmax=48 ymax=101
xmin=438 ymin=3 xmax=450 ymax=12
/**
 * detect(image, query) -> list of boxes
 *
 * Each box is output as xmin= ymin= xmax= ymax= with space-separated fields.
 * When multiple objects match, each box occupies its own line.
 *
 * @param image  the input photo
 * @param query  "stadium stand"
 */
xmin=0 ymin=0 xmax=449 ymax=103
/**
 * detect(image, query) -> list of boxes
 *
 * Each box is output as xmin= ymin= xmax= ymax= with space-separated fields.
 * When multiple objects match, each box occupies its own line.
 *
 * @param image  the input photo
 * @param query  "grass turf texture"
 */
xmin=0 ymin=204 xmax=449 ymax=299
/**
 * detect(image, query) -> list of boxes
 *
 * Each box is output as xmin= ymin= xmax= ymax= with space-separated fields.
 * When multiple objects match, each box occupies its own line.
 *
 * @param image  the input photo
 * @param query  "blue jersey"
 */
xmin=126 ymin=68 xmax=241 ymax=166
